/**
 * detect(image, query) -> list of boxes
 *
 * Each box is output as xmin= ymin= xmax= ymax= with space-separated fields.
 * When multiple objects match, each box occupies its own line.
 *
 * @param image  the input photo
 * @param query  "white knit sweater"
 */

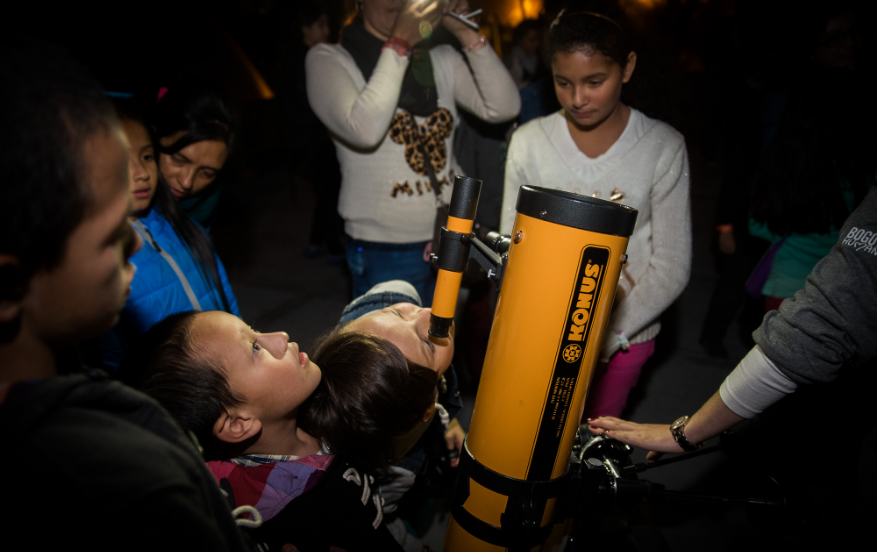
xmin=306 ymin=43 xmax=520 ymax=243
xmin=501 ymin=110 xmax=691 ymax=357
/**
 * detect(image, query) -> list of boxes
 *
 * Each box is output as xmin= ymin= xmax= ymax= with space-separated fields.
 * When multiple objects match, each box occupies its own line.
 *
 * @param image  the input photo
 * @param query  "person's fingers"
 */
xmin=281 ymin=545 xmax=300 ymax=552
xmin=450 ymin=457 xmax=460 ymax=468
xmin=420 ymin=0 xmax=445 ymax=18
xmin=646 ymin=450 xmax=664 ymax=463
xmin=587 ymin=416 xmax=629 ymax=430
xmin=448 ymin=0 xmax=469 ymax=14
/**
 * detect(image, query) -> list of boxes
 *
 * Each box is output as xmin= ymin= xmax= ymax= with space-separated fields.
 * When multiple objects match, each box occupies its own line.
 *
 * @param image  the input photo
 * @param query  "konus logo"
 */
xmin=567 ymin=252 xmax=607 ymax=343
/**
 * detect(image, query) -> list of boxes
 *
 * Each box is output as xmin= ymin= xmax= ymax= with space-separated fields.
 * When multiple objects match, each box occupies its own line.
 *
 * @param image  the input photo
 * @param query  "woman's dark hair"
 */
xmin=300 ymin=328 xmax=439 ymax=470
xmin=119 ymin=311 xmax=243 ymax=458
xmin=543 ymin=9 xmax=632 ymax=68
xmin=112 ymin=97 xmax=233 ymax=313
xmin=153 ymin=87 xmax=237 ymax=159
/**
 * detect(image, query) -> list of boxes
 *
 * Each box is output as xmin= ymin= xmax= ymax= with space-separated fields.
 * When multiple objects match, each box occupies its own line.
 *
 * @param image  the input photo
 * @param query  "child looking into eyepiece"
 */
xmin=120 ymin=310 xmax=437 ymax=551
xmin=500 ymin=9 xmax=692 ymax=419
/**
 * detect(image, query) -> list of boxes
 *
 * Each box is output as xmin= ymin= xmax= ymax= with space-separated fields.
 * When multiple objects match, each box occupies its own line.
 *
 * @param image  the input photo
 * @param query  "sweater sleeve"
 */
xmin=449 ymin=45 xmax=521 ymax=124
xmin=601 ymin=140 xmax=692 ymax=357
xmin=719 ymin=345 xmax=798 ymax=418
xmin=753 ymin=186 xmax=877 ymax=385
xmin=306 ymin=45 xmax=409 ymax=149
xmin=499 ymin=129 xmax=531 ymax=234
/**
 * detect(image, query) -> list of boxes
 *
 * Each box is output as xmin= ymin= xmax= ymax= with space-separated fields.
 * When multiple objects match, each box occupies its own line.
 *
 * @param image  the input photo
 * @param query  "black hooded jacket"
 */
xmin=0 ymin=370 xmax=251 ymax=551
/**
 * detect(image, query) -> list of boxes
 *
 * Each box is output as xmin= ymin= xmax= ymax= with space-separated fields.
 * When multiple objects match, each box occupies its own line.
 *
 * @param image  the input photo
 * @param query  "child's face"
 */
xmin=121 ymin=119 xmax=158 ymax=213
xmin=347 ymin=302 xmax=454 ymax=377
xmin=25 ymin=128 xmax=141 ymax=345
xmin=552 ymin=49 xmax=635 ymax=131
xmin=192 ymin=311 xmax=322 ymax=421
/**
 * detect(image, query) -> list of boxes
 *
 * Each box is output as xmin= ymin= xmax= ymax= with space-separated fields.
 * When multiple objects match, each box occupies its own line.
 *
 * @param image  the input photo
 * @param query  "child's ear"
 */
xmin=213 ymin=409 xmax=262 ymax=444
xmin=622 ymin=52 xmax=637 ymax=83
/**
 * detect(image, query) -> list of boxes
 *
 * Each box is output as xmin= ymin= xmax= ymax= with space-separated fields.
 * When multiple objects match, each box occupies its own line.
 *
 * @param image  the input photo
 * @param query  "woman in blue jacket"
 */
xmin=82 ymin=97 xmax=239 ymax=370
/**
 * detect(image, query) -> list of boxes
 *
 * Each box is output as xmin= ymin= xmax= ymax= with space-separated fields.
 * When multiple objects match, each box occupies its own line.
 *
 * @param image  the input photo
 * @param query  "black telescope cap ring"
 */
xmin=448 ymin=175 xmax=482 ymax=220
xmin=515 ymin=185 xmax=638 ymax=237
xmin=429 ymin=314 xmax=453 ymax=338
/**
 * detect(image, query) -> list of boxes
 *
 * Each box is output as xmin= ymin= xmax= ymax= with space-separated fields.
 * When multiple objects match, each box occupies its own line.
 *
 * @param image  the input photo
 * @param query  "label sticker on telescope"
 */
xmin=527 ymin=245 xmax=609 ymax=482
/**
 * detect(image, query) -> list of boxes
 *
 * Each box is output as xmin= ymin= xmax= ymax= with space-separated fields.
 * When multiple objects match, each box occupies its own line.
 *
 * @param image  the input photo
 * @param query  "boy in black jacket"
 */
xmin=0 ymin=40 xmax=251 ymax=551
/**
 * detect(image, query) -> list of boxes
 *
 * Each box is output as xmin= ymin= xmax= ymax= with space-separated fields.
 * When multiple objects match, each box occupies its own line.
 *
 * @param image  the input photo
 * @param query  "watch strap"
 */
xmin=670 ymin=415 xmax=702 ymax=452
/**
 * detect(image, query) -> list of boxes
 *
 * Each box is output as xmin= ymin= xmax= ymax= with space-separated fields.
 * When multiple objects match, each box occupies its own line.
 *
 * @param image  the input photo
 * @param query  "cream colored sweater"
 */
xmin=501 ymin=110 xmax=691 ymax=357
xmin=306 ymin=43 xmax=520 ymax=243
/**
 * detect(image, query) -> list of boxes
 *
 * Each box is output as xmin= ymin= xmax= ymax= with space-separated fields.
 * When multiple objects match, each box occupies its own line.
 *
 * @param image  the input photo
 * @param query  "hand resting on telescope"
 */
xmin=588 ymin=391 xmax=745 ymax=462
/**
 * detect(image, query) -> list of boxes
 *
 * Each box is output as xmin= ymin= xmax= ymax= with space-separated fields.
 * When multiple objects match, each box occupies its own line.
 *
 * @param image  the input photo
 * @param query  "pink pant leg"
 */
xmin=583 ymin=340 xmax=656 ymax=419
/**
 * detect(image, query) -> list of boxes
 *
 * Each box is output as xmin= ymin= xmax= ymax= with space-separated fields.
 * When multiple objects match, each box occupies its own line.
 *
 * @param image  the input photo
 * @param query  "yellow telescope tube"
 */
xmin=444 ymin=186 xmax=637 ymax=551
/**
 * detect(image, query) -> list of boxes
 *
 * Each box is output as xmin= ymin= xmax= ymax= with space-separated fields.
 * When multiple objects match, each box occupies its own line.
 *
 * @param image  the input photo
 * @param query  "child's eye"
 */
xmin=252 ymin=341 xmax=261 ymax=355
xmin=590 ymin=81 xmax=604 ymax=87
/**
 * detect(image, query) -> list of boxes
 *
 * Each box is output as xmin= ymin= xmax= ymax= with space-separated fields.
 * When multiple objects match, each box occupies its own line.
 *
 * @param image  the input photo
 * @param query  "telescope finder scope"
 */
xmin=429 ymin=175 xmax=482 ymax=338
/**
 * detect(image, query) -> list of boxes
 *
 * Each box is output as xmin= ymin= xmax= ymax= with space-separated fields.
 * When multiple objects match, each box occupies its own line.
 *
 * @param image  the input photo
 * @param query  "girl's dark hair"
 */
xmin=153 ymin=87 xmax=237 ymax=158
xmin=542 ymin=2 xmax=683 ymax=129
xmin=119 ymin=311 xmax=243 ymax=458
xmin=543 ymin=9 xmax=632 ymax=68
xmin=300 ymin=328 xmax=439 ymax=470
xmin=112 ymin=97 xmax=233 ymax=313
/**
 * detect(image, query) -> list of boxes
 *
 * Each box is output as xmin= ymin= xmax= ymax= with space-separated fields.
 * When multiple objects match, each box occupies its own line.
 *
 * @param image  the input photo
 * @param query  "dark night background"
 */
xmin=7 ymin=1 xmax=876 ymax=550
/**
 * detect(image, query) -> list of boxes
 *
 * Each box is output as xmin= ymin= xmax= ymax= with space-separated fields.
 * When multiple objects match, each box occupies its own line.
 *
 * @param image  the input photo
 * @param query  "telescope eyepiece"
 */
xmin=429 ymin=314 xmax=453 ymax=339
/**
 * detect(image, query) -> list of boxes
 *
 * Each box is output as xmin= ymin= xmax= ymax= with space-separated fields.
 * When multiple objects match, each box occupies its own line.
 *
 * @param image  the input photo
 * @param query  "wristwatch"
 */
xmin=670 ymin=416 xmax=702 ymax=452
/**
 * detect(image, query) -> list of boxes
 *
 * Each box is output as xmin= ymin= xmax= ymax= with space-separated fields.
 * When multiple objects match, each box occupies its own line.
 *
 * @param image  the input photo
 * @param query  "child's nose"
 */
xmin=260 ymin=332 xmax=290 ymax=358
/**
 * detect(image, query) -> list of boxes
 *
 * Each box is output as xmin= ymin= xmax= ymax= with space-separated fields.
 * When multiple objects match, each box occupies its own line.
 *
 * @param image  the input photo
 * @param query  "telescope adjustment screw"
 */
xmin=514 ymin=230 xmax=523 ymax=244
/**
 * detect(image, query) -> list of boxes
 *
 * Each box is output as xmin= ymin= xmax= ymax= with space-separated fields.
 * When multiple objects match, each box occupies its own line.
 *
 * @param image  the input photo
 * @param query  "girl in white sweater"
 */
xmin=500 ymin=10 xmax=691 ymax=419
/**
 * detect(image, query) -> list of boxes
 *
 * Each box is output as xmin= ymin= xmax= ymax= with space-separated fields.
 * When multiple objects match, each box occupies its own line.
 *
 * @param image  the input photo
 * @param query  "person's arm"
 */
xmin=601 ymin=141 xmax=692 ymax=357
xmin=439 ymin=0 xmax=519 ymax=123
xmin=305 ymin=0 xmax=446 ymax=150
xmin=306 ymin=46 xmax=409 ymax=149
xmin=446 ymin=45 xmax=521 ymax=123
xmin=588 ymin=344 xmax=797 ymax=459
xmin=754 ymin=187 xmax=877 ymax=385
xmin=588 ymin=391 xmax=744 ymax=461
